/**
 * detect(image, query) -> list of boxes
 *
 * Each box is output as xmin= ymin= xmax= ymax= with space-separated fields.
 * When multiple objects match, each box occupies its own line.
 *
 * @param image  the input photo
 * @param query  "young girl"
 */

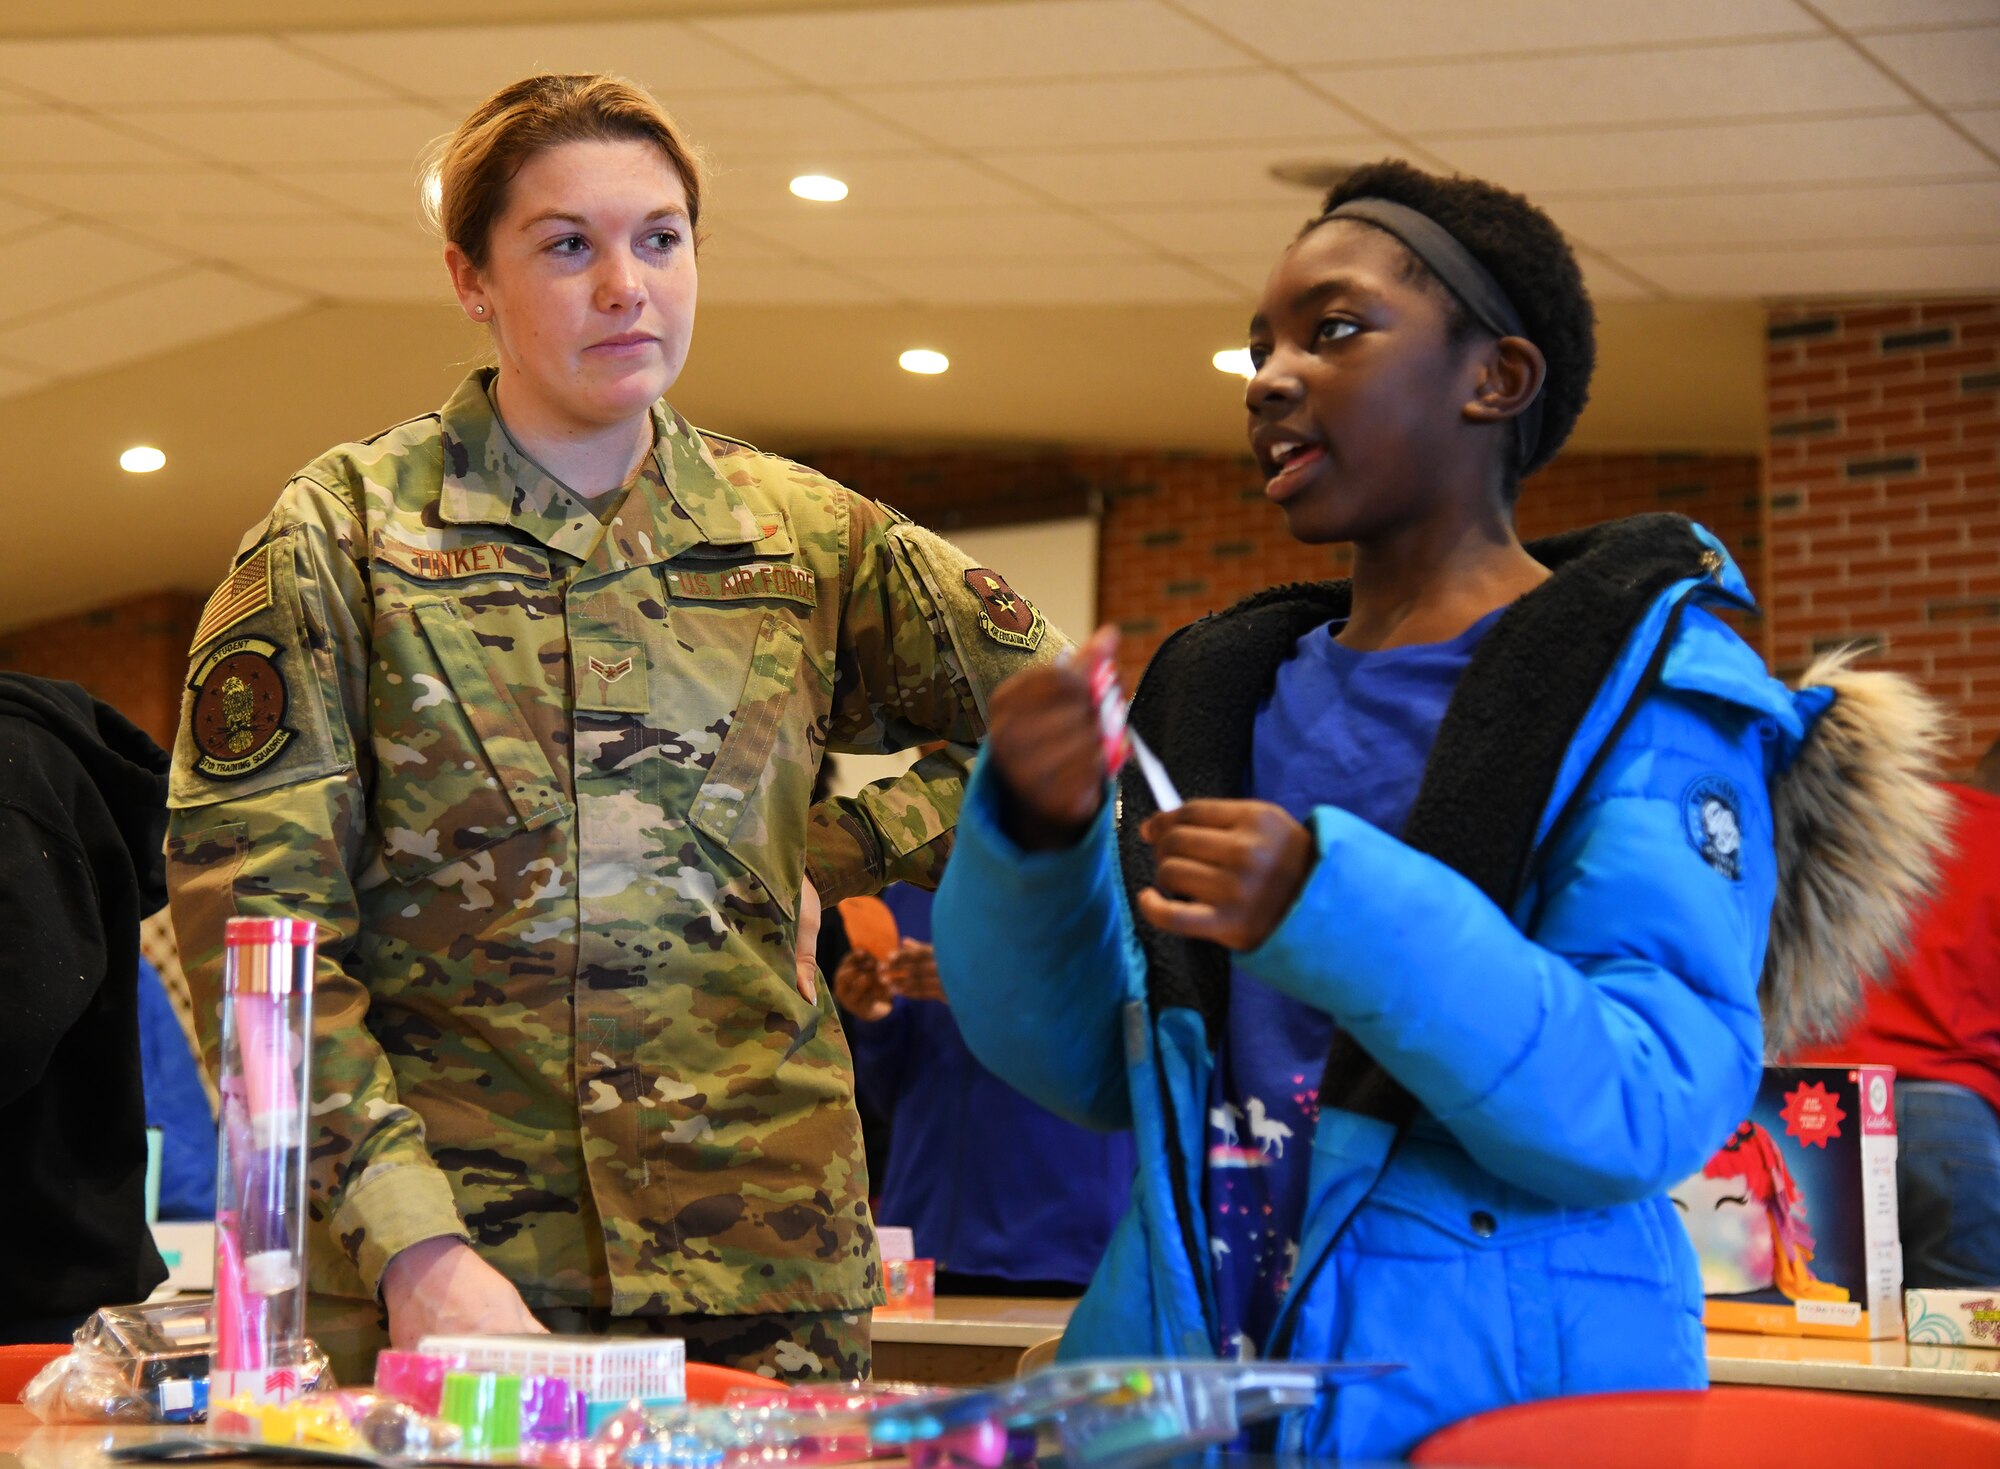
xmin=932 ymin=161 xmax=1944 ymax=1457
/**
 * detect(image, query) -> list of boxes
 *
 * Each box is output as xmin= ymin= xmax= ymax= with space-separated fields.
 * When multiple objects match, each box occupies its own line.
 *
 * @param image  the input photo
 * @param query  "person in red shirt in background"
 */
xmin=1796 ymin=733 xmax=2000 ymax=1288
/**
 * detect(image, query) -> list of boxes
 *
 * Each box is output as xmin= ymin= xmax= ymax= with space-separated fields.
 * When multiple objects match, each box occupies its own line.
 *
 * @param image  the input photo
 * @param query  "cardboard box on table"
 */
xmin=1670 ymin=1064 xmax=1901 ymax=1340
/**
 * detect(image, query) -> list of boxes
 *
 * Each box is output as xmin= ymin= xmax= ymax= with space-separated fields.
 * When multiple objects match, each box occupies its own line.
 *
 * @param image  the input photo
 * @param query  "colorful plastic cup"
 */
xmin=376 ymin=1350 xmax=452 ymax=1417
xmin=440 ymin=1370 xmax=523 ymax=1455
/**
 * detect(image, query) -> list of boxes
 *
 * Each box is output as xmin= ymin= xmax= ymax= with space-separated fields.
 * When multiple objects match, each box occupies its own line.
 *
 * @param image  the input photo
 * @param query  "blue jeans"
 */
xmin=1898 ymin=1080 xmax=2000 ymax=1288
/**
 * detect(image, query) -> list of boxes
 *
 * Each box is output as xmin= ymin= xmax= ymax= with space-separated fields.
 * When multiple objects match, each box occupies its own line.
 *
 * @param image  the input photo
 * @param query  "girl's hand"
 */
xmin=1136 ymin=800 xmax=1315 ymax=952
xmin=987 ymin=625 xmax=1119 ymax=850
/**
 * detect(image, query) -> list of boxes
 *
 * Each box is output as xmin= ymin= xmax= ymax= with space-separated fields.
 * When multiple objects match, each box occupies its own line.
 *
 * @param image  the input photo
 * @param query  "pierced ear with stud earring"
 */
xmin=473 ymin=304 xmax=487 ymax=318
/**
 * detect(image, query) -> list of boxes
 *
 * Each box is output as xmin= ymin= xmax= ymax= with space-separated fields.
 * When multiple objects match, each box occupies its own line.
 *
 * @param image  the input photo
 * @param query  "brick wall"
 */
xmin=1767 ymin=300 xmax=2000 ymax=771
xmin=796 ymin=443 xmax=1762 ymax=688
xmin=0 ymin=590 xmax=203 ymax=750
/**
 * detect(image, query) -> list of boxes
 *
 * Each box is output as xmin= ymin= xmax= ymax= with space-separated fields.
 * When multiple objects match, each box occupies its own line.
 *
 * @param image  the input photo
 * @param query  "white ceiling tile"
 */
xmin=673 ymin=90 xmax=915 ymax=159
xmin=688 ymin=220 xmax=792 ymax=265
xmin=0 ymin=37 xmax=397 ymax=108
xmin=0 ymin=223 xmax=184 ymax=329
xmin=1434 ymin=113 xmax=1994 ymax=194
xmin=864 ymin=74 xmax=1357 ymax=151
xmin=0 ymin=267 xmax=302 ymax=376
xmin=117 ymin=103 xmax=453 ymax=168
xmin=288 ymin=21 xmax=787 ymax=105
xmin=709 ymin=153 xmax=1040 ymax=215
xmin=1178 ymin=0 xmax=1815 ymax=66
xmin=143 ymin=215 xmax=432 ymax=266
xmin=1959 ymin=107 xmax=2000 ymax=152
xmin=1574 ymin=251 xmax=1662 ymax=301
xmin=985 ymin=143 xmax=1380 ymax=208
xmin=699 ymin=1 xmax=1245 ymax=87
xmin=279 ymin=167 xmax=433 ymax=219
xmin=1550 ymin=179 xmax=2000 ymax=250
xmin=1 ymin=166 xmax=336 ymax=219
xmin=1193 ymin=254 xmax=1279 ymax=295
xmin=1616 ymin=242 xmax=2000 ymax=295
xmin=0 ymin=357 xmax=49 ymax=399
xmin=693 ymin=257 xmax=894 ymax=305
xmin=849 ymin=257 xmax=1238 ymax=305
xmin=1308 ymin=39 xmax=1908 ymax=135
xmin=255 ymin=257 xmax=452 ymax=303
xmin=1816 ymin=0 xmax=2000 ymax=28
xmin=1184 ymin=237 xmax=1672 ymax=304
xmin=737 ymin=206 xmax=1146 ymax=263
xmin=0 ymin=109 xmax=189 ymax=169
xmin=0 ymin=195 xmax=51 ymax=239
xmin=1099 ymin=203 xmax=1321 ymax=257
xmin=1863 ymin=26 xmax=2000 ymax=108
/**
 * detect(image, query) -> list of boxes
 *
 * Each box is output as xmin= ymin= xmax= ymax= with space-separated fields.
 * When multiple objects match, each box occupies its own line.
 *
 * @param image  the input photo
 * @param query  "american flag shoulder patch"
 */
xmin=191 ymin=544 xmax=274 ymax=653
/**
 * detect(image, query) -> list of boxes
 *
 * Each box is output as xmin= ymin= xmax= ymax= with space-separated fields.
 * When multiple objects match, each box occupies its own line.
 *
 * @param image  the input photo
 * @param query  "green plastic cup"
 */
xmin=439 ymin=1370 xmax=522 ymax=1455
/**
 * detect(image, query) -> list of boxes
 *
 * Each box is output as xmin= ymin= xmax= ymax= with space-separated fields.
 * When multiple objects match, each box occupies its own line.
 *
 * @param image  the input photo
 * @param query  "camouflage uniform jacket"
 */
xmin=165 ymin=369 xmax=1057 ymax=1317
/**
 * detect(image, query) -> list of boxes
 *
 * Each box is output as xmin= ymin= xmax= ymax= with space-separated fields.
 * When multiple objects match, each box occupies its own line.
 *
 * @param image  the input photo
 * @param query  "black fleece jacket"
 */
xmin=0 ymin=673 xmax=170 ymax=1338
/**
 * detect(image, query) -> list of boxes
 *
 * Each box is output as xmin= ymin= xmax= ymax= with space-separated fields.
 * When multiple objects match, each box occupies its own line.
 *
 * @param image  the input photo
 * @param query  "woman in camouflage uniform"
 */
xmin=165 ymin=74 xmax=1055 ymax=1381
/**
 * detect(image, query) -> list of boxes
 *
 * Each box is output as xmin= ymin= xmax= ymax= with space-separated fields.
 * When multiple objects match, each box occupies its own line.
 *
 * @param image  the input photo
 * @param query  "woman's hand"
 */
xmin=795 ymin=876 xmax=822 ymax=1004
xmin=987 ymin=625 xmax=1119 ymax=850
xmin=832 ymin=950 xmax=893 ymax=1021
xmin=380 ymin=1236 xmax=547 ymax=1350
xmin=1135 ymin=800 xmax=1315 ymax=952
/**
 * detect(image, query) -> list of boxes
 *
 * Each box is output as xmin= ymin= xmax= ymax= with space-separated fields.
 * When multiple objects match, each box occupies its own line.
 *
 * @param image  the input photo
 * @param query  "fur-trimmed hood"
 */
xmin=1121 ymin=513 xmax=1947 ymax=1114
xmin=1764 ymin=648 xmax=1950 ymax=1053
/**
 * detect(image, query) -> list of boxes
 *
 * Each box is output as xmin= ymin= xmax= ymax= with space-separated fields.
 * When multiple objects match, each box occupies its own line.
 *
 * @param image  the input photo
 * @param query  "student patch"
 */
xmin=962 ymin=567 xmax=1045 ymax=652
xmin=1684 ymin=775 xmax=1744 ymax=880
xmin=188 ymin=636 xmax=294 ymax=781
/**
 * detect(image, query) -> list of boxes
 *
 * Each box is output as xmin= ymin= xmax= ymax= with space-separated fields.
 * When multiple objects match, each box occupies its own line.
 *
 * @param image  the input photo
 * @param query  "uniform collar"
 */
xmin=437 ymin=368 xmax=763 ymax=566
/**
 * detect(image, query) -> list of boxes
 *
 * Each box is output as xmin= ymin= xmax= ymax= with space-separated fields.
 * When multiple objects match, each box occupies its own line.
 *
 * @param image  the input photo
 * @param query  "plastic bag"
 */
xmin=21 ymin=1297 xmax=330 ymax=1424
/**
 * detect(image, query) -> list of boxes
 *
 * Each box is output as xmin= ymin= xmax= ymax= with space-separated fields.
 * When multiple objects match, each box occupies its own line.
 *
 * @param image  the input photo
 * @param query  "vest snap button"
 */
xmin=1471 ymin=1210 xmax=1497 ymax=1238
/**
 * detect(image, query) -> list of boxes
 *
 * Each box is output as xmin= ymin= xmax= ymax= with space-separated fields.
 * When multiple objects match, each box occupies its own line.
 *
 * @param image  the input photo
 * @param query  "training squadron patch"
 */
xmin=189 ymin=636 xmax=294 ymax=780
xmin=962 ymin=567 xmax=1045 ymax=652
xmin=1683 ymin=774 xmax=1744 ymax=880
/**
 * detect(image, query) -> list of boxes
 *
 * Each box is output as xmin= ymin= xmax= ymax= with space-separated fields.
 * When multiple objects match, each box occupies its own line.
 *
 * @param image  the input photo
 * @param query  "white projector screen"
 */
xmin=827 ymin=514 xmax=1098 ymax=800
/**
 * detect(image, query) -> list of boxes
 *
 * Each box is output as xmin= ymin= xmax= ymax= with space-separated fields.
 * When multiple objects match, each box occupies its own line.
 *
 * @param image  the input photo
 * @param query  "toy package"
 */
xmin=1906 ymin=1289 xmax=2000 ymax=1349
xmin=1670 ymin=1064 xmax=1902 ymax=1339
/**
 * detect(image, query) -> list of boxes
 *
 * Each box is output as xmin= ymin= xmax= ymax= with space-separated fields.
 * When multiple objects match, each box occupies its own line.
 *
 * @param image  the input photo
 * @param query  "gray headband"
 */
xmin=1327 ymin=197 xmax=1545 ymax=468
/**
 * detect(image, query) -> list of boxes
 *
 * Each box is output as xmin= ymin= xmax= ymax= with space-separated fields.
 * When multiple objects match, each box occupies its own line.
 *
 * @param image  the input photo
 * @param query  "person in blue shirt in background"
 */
xmin=933 ymin=160 xmax=1946 ymax=1458
xmin=835 ymin=883 xmax=1134 ymax=1295
xmin=136 ymin=955 xmax=217 ymax=1221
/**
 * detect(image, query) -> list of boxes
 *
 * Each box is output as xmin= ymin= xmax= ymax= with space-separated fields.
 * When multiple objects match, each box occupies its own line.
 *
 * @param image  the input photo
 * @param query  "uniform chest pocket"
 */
xmin=688 ymin=610 xmax=832 ymax=915
xmin=369 ymin=599 xmax=568 ymax=884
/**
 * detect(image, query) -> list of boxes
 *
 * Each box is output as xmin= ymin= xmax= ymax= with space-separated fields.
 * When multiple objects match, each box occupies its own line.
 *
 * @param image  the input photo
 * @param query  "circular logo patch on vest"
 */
xmin=1683 ymin=774 xmax=1744 ymax=881
xmin=962 ymin=567 xmax=1045 ymax=651
xmin=189 ymin=636 xmax=293 ymax=780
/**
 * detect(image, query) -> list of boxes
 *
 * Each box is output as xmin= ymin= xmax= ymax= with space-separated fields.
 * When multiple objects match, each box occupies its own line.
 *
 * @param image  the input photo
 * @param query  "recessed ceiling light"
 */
xmin=899 ymin=349 xmax=948 ymax=375
xmin=1212 ymin=349 xmax=1254 ymax=378
xmin=790 ymin=174 xmax=849 ymax=203
xmin=120 ymin=446 xmax=166 ymax=473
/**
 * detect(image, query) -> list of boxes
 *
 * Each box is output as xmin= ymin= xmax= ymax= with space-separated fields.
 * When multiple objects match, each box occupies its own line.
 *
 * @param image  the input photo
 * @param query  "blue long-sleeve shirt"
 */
xmin=846 ymin=885 xmax=1136 ymax=1286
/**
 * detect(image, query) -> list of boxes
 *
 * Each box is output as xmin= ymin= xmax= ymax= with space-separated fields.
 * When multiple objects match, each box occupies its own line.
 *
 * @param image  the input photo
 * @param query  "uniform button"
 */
xmin=1471 ymin=1210 xmax=1497 ymax=1238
